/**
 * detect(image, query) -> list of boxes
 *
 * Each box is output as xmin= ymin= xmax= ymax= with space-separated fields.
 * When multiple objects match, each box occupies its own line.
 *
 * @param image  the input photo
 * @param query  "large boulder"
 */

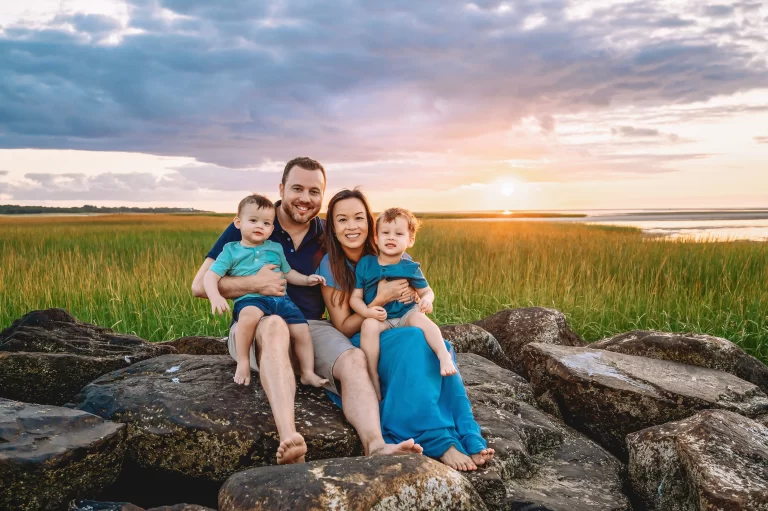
xmin=73 ymin=354 xmax=359 ymax=483
xmin=474 ymin=307 xmax=584 ymax=378
xmin=158 ymin=336 xmax=228 ymax=356
xmin=628 ymin=409 xmax=768 ymax=510
xmin=0 ymin=309 xmax=176 ymax=405
xmin=457 ymin=353 xmax=629 ymax=510
xmin=441 ymin=324 xmax=513 ymax=370
xmin=521 ymin=343 xmax=768 ymax=458
xmin=592 ymin=330 xmax=768 ymax=394
xmin=219 ymin=455 xmax=484 ymax=511
xmin=1 ymin=398 xmax=126 ymax=511
xmin=69 ymin=502 xmax=214 ymax=511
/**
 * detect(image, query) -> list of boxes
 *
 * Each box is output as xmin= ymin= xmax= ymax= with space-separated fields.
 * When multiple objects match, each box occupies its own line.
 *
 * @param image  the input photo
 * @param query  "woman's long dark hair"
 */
xmin=324 ymin=188 xmax=378 ymax=307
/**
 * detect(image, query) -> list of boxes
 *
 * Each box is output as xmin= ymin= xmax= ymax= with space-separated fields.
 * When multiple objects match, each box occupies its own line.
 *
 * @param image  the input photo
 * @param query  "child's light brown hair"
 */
xmin=376 ymin=207 xmax=420 ymax=235
xmin=237 ymin=194 xmax=275 ymax=217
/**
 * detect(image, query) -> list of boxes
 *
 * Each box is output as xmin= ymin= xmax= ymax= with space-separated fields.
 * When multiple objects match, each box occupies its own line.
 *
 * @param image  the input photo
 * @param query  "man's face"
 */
xmin=279 ymin=166 xmax=324 ymax=224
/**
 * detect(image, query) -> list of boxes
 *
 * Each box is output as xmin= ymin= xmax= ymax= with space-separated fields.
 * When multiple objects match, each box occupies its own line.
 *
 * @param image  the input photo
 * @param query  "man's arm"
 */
xmin=191 ymin=258 xmax=286 ymax=299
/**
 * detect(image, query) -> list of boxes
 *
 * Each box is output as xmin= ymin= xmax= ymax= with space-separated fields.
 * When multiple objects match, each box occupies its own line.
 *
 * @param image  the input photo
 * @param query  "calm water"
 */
xmin=467 ymin=209 xmax=768 ymax=242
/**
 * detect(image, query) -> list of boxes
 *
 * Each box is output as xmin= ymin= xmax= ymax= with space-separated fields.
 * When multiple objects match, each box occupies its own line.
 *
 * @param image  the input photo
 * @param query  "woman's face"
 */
xmin=332 ymin=198 xmax=369 ymax=251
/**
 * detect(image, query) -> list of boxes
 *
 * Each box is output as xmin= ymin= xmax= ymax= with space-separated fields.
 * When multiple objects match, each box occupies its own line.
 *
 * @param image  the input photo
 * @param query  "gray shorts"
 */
xmin=227 ymin=318 xmax=354 ymax=395
xmin=384 ymin=306 xmax=417 ymax=329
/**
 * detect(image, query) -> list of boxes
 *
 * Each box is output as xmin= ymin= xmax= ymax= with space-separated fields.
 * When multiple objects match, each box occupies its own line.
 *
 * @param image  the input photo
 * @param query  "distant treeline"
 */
xmin=0 ymin=205 xmax=211 ymax=215
xmin=414 ymin=211 xmax=587 ymax=219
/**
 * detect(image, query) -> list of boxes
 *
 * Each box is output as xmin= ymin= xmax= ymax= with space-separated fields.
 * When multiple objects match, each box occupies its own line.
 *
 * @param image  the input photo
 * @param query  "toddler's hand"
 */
xmin=210 ymin=296 xmax=230 ymax=315
xmin=368 ymin=306 xmax=387 ymax=321
xmin=306 ymin=274 xmax=326 ymax=286
xmin=419 ymin=299 xmax=433 ymax=314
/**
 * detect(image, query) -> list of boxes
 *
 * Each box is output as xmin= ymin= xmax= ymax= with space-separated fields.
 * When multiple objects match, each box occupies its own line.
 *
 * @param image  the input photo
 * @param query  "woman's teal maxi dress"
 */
xmin=318 ymin=255 xmax=487 ymax=458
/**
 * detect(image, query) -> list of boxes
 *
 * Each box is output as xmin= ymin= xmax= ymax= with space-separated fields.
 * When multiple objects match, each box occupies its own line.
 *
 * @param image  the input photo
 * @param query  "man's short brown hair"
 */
xmin=237 ymin=194 xmax=275 ymax=217
xmin=282 ymin=157 xmax=326 ymax=186
xmin=376 ymin=207 xmax=420 ymax=235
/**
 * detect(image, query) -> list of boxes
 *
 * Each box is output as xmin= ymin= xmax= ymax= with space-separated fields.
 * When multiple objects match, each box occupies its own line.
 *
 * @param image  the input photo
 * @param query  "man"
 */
xmin=191 ymin=156 xmax=423 ymax=464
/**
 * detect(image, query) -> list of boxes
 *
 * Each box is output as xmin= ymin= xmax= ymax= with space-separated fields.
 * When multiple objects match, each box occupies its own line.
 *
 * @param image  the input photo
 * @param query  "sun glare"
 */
xmin=501 ymin=181 xmax=516 ymax=196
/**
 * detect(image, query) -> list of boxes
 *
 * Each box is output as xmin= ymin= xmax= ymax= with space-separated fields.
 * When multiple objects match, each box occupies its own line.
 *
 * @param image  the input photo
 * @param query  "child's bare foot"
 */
xmin=440 ymin=445 xmax=476 ymax=471
xmin=233 ymin=360 xmax=251 ymax=385
xmin=470 ymin=448 xmax=495 ymax=466
xmin=276 ymin=432 xmax=307 ymax=465
xmin=300 ymin=372 xmax=329 ymax=388
xmin=439 ymin=355 xmax=457 ymax=377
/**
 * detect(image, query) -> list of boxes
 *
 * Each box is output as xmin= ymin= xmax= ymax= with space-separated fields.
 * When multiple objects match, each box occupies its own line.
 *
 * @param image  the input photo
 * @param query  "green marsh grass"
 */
xmin=1 ymin=214 xmax=766 ymax=362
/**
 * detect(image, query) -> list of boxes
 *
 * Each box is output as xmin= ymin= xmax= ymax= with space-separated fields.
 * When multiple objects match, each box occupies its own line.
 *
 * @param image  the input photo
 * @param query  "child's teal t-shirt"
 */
xmin=354 ymin=254 xmax=429 ymax=319
xmin=210 ymin=240 xmax=291 ymax=303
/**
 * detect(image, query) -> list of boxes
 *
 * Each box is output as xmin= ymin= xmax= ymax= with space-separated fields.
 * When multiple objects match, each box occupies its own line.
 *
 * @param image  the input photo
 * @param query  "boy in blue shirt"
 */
xmin=204 ymin=194 xmax=328 ymax=388
xmin=349 ymin=207 xmax=456 ymax=400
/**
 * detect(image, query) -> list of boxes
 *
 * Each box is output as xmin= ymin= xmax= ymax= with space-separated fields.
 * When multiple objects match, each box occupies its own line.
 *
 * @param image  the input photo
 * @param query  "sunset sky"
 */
xmin=1 ymin=0 xmax=767 ymax=212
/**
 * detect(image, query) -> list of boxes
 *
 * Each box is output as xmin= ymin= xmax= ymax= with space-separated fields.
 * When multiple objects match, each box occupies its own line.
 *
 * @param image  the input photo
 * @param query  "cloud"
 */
xmin=611 ymin=125 xmax=686 ymax=143
xmin=755 ymin=136 xmax=768 ymax=144
xmin=0 ymin=170 xmax=8 ymax=175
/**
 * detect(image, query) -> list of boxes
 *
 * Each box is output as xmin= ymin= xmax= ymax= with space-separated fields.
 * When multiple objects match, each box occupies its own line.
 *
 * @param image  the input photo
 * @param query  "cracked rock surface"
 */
xmin=628 ymin=409 xmax=768 ymax=510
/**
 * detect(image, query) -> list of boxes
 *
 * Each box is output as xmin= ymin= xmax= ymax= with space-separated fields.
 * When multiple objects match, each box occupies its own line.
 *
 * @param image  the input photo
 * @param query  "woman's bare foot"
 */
xmin=300 ymin=372 xmax=329 ymax=388
xmin=233 ymin=360 xmax=251 ymax=385
xmin=368 ymin=438 xmax=424 ymax=456
xmin=440 ymin=446 xmax=476 ymax=471
xmin=276 ymin=432 xmax=307 ymax=465
xmin=470 ymin=448 xmax=495 ymax=466
xmin=438 ymin=354 xmax=457 ymax=377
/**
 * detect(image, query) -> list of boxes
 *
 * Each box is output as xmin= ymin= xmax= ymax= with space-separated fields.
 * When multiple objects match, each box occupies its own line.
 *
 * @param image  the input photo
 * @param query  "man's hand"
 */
xmin=306 ymin=274 xmax=326 ymax=286
xmin=419 ymin=299 xmax=433 ymax=314
xmin=365 ymin=306 xmax=387 ymax=321
xmin=210 ymin=296 xmax=230 ymax=315
xmin=251 ymin=264 xmax=286 ymax=296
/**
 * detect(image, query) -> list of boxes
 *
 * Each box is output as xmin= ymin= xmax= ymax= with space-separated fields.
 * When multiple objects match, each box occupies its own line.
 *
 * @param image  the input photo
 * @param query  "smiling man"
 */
xmin=191 ymin=157 xmax=423 ymax=465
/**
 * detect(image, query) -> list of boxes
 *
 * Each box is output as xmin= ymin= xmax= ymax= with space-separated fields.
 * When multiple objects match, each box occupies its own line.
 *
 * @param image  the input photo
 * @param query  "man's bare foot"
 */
xmin=438 ymin=355 xmax=457 ymax=377
xmin=368 ymin=438 xmax=423 ymax=456
xmin=233 ymin=360 xmax=251 ymax=385
xmin=440 ymin=446 xmax=476 ymax=471
xmin=276 ymin=432 xmax=307 ymax=465
xmin=470 ymin=448 xmax=495 ymax=466
xmin=300 ymin=372 xmax=329 ymax=388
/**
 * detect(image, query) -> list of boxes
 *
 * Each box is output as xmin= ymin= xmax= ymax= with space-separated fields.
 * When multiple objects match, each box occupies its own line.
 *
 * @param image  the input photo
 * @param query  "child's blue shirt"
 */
xmin=210 ymin=240 xmax=291 ymax=304
xmin=354 ymin=254 xmax=429 ymax=319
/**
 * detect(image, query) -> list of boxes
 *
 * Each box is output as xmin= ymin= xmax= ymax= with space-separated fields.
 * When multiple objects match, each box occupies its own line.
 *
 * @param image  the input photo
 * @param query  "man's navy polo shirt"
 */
xmin=205 ymin=201 xmax=326 ymax=320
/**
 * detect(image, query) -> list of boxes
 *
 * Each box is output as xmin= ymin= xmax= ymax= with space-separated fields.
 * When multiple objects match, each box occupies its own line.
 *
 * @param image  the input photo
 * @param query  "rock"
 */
xmin=521 ymin=343 xmax=768 ymax=458
xmin=74 ymin=354 xmax=359 ymax=482
xmin=69 ymin=502 xmax=214 ymax=511
xmin=474 ymin=307 xmax=584 ymax=378
xmin=158 ymin=336 xmax=228 ymax=356
xmin=0 ymin=309 xmax=176 ymax=405
xmin=592 ymin=330 xmax=768 ymax=394
xmin=457 ymin=352 xmax=535 ymax=406
xmin=0 ymin=398 xmax=126 ymax=511
xmin=441 ymin=324 xmax=513 ymax=370
xmin=457 ymin=353 xmax=629 ymax=510
xmin=628 ymin=409 xmax=768 ymax=510
xmin=218 ymin=455 xmax=485 ymax=511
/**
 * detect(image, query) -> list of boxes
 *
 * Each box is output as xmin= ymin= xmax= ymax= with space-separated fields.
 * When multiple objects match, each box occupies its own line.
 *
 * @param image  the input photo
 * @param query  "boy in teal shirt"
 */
xmin=349 ymin=207 xmax=456 ymax=400
xmin=204 ymin=194 xmax=328 ymax=388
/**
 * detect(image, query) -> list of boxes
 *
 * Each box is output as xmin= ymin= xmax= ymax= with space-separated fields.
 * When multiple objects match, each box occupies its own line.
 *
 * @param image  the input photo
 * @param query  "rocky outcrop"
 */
xmin=441 ymin=324 xmax=513 ymax=370
xmin=158 ymin=336 xmax=228 ymax=356
xmin=69 ymin=502 xmax=214 ymax=511
xmin=1 ymin=398 xmax=126 ymax=511
xmin=0 ymin=309 xmax=176 ymax=405
xmin=628 ymin=409 xmax=768 ymax=510
xmin=73 ymin=354 xmax=359 ymax=482
xmin=457 ymin=354 xmax=629 ymax=510
xmin=219 ymin=455 xmax=485 ymax=511
xmin=592 ymin=330 xmax=768 ymax=394
xmin=521 ymin=343 xmax=768 ymax=458
xmin=474 ymin=307 xmax=584 ymax=378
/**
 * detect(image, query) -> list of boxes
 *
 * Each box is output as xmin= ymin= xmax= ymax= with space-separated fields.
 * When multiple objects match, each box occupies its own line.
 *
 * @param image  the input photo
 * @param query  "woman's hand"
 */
xmin=375 ymin=279 xmax=415 ymax=305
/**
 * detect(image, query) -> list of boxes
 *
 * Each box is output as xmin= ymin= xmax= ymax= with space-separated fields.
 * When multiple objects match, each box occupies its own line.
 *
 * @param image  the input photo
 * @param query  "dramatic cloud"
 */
xmin=755 ymin=136 xmax=768 ymax=144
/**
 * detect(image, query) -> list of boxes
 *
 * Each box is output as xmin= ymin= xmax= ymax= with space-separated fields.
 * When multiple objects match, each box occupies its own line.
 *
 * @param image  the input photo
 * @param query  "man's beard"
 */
xmin=282 ymin=201 xmax=319 ymax=224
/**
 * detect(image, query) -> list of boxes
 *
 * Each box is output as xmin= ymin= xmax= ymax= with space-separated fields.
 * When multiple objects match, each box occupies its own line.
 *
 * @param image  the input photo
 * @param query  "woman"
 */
xmin=316 ymin=188 xmax=494 ymax=471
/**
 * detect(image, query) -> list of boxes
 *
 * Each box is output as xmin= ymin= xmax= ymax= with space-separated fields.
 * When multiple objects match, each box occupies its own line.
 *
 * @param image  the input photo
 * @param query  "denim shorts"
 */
xmin=233 ymin=296 xmax=307 ymax=324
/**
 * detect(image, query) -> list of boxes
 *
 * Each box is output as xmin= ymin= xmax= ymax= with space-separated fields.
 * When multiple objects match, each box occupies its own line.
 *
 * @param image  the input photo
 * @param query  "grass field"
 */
xmin=1 ymin=214 xmax=766 ymax=363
